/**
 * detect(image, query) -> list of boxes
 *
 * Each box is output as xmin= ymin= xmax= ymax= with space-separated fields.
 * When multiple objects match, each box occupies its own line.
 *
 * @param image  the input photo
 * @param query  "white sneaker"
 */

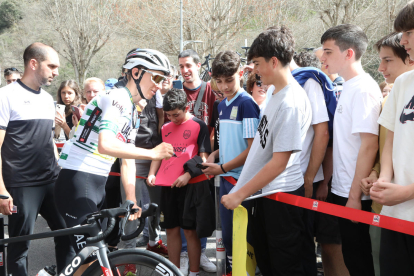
xmin=200 ymin=249 xmax=217 ymax=272
xmin=180 ymin=251 xmax=189 ymax=276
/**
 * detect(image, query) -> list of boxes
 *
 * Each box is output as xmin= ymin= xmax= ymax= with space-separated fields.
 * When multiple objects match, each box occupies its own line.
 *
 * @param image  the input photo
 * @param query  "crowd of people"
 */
xmin=1 ymin=1 xmax=414 ymax=276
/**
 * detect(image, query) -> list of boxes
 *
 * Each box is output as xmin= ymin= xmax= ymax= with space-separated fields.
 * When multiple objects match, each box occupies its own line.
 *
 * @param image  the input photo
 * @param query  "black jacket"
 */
xmin=183 ymin=156 xmax=215 ymax=238
xmin=135 ymin=97 xmax=162 ymax=149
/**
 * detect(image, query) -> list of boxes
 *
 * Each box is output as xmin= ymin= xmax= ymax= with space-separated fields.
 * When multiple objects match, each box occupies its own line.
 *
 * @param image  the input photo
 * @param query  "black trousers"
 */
xmin=332 ymin=194 xmax=375 ymax=276
xmin=7 ymin=182 xmax=75 ymax=276
xmin=380 ymin=228 xmax=414 ymax=276
xmin=249 ymin=186 xmax=306 ymax=276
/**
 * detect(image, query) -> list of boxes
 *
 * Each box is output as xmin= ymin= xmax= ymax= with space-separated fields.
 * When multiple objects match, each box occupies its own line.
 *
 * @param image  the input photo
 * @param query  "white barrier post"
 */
xmin=214 ymin=175 xmax=226 ymax=276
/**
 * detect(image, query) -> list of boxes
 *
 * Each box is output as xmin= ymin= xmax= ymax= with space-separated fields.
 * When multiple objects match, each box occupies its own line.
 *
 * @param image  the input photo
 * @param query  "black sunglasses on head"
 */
xmin=256 ymin=80 xmax=262 ymax=87
xmin=4 ymin=68 xmax=18 ymax=74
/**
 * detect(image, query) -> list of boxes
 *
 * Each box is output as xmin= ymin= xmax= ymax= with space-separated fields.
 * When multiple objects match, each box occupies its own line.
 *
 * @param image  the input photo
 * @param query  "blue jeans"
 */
xmin=181 ymin=228 xmax=207 ymax=252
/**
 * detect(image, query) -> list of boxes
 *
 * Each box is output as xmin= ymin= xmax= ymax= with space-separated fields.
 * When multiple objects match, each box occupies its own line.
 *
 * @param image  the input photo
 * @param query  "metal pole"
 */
xmin=214 ymin=176 xmax=226 ymax=276
xmin=180 ymin=0 xmax=183 ymax=53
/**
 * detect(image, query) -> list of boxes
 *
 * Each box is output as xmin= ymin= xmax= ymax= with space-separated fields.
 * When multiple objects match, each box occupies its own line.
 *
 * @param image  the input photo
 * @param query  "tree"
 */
xmin=124 ymin=0 xmax=257 ymax=57
xmin=0 ymin=0 xmax=22 ymax=33
xmin=42 ymin=0 xmax=128 ymax=85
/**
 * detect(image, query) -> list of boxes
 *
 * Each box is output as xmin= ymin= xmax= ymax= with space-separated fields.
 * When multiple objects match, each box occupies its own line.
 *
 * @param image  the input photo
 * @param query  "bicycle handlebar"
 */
xmin=85 ymin=200 xmax=135 ymax=244
xmin=121 ymin=203 xmax=158 ymax=241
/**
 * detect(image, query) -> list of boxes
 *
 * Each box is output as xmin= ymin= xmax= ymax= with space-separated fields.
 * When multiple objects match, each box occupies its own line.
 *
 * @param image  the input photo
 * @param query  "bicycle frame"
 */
xmin=0 ymin=221 xmax=114 ymax=276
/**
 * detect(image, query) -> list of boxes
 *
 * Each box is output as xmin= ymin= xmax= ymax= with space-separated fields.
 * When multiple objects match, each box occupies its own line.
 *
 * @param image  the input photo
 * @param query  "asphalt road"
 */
xmin=1 ymin=214 xmax=217 ymax=276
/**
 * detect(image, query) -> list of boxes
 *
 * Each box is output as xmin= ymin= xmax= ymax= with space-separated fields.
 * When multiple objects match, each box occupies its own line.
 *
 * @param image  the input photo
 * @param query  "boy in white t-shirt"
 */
xmin=320 ymin=24 xmax=382 ymax=276
xmin=222 ymin=26 xmax=312 ymax=275
xmin=370 ymin=2 xmax=414 ymax=274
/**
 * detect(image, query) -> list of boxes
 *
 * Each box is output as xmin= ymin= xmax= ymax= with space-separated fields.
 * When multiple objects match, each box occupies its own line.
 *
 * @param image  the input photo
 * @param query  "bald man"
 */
xmin=0 ymin=42 xmax=74 ymax=276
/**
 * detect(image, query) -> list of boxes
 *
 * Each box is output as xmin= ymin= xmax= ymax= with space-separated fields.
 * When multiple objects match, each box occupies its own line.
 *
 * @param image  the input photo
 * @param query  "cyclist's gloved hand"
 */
xmin=128 ymin=204 xmax=142 ymax=221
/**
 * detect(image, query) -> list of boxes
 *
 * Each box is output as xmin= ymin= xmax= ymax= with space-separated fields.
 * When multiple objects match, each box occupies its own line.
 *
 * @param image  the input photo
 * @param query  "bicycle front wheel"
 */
xmin=82 ymin=249 xmax=182 ymax=276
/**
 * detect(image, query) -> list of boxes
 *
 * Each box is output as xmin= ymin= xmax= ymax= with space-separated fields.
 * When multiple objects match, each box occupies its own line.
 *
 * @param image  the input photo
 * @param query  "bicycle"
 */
xmin=0 ymin=195 xmax=182 ymax=276
xmin=199 ymin=54 xmax=214 ymax=82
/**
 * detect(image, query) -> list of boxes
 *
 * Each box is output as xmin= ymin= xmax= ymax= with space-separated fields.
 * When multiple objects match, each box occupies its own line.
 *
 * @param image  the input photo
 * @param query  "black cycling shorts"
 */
xmin=54 ymin=169 xmax=107 ymax=254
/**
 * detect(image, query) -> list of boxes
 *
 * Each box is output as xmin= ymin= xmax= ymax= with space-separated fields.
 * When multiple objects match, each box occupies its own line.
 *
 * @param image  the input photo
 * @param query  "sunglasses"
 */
xmin=141 ymin=69 xmax=168 ymax=85
xmin=4 ymin=67 xmax=18 ymax=74
xmin=256 ymin=80 xmax=262 ymax=87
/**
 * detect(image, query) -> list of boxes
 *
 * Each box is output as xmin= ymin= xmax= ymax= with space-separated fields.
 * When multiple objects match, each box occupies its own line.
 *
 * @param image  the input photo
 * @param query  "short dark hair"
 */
xmin=320 ymin=24 xmax=368 ymax=61
xmin=211 ymin=51 xmax=241 ymax=78
xmin=375 ymin=32 xmax=409 ymax=64
xmin=163 ymin=88 xmax=187 ymax=111
xmin=247 ymin=26 xmax=295 ymax=67
xmin=394 ymin=1 xmax=414 ymax=32
xmin=3 ymin=67 xmax=21 ymax=78
xmin=321 ymin=24 xmax=368 ymax=60
xmin=178 ymin=49 xmax=200 ymax=64
xmin=293 ymin=51 xmax=321 ymax=68
xmin=23 ymin=42 xmax=54 ymax=67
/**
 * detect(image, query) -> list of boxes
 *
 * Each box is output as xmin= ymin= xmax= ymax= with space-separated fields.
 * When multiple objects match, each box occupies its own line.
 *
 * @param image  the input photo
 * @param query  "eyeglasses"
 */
xmin=141 ymin=69 xmax=168 ymax=85
xmin=4 ymin=68 xmax=18 ymax=74
xmin=256 ymin=80 xmax=262 ymax=87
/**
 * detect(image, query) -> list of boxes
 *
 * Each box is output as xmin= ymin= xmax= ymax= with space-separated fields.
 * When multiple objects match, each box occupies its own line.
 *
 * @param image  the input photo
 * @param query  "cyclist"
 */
xmin=54 ymin=48 xmax=174 ymax=275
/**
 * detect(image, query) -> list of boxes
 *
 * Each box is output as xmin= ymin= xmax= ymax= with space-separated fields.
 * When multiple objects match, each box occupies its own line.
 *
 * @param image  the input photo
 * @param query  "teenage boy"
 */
xmin=178 ymin=49 xmax=217 ymax=274
xmin=359 ymin=31 xmax=414 ymax=275
xmin=147 ymin=88 xmax=212 ymax=276
xmin=221 ymin=26 xmax=312 ymax=275
xmin=361 ymin=32 xmax=414 ymax=203
xmin=369 ymin=2 xmax=414 ymax=274
xmin=319 ymin=24 xmax=382 ymax=276
xmin=202 ymin=50 xmax=260 ymax=273
xmin=178 ymin=49 xmax=216 ymax=131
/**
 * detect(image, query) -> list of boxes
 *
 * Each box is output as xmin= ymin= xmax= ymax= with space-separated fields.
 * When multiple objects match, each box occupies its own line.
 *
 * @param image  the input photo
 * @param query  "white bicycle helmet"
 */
xmin=123 ymin=49 xmax=171 ymax=75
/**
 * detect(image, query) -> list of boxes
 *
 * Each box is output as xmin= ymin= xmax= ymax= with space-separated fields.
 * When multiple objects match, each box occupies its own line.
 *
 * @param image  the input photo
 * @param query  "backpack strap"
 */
xmin=194 ymin=81 xmax=207 ymax=116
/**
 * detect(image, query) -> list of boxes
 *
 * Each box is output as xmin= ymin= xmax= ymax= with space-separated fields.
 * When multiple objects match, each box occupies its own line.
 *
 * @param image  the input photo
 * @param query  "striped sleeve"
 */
xmin=243 ymin=118 xmax=259 ymax=138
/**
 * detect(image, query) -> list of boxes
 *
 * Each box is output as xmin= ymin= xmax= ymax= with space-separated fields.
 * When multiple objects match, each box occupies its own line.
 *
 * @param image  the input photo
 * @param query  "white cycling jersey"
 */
xmin=59 ymin=87 xmax=139 ymax=176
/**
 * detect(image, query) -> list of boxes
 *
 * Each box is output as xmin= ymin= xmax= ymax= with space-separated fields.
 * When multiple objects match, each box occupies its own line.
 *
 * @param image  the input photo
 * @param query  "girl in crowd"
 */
xmin=55 ymin=80 xmax=82 ymax=139
xmin=246 ymin=73 xmax=269 ymax=118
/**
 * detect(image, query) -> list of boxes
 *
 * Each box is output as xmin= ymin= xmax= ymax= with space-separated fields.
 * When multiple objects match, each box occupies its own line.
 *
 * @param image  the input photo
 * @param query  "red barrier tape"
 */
xmin=108 ymin=172 xmax=212 ymax=184
xmin=223 ymin=175 xmax=414 ymax=236
xmin=58 ymin=142 xmax=412 ymax=236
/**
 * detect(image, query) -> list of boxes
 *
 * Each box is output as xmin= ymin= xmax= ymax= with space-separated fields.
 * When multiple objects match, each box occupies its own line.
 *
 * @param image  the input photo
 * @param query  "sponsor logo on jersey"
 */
xmin=174 ymin=147 xmax=187 ymax=153
xmin=165 ymin=132 xmax=172 ymax=137
xmin=112 ymin=100 xmax=126 ymax=113
xmin=183 ymin=130 xmax=191 ymax=139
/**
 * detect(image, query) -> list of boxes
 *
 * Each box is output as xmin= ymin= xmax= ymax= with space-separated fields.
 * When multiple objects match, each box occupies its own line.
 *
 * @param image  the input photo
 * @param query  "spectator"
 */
xmin=202 ymin=50 xmax=260 ymax=275
xmin=147 ymin=88 xmax=213 ymax=276
xmin=178 ymin=49 xmax=217 ymax=273
xmin=246 ymin=73 xmax=269 ymax=117
xmin=314 ymin=47 xmax=344 ymax=100
xmin=55 ymin=80 xmax=82 ymax=139
xmin=382 ymin=83 xmax=393 ymax=98
xmin=178 ymin=49 xmax=216 ymax=131
xmin=105 ymin=78 xmax=118 ymax=90
xmin=361 ymin=30 xmax=414 ymax=275
xmin=222 ymin=26 xmax=312 ymax=275
xmin=82 ymin=77 xmax=105 ymax=103
xmin=3 ymin=67 xmax=22 ymax=85
xmin=320 ymin=24 xmax=382 ymax=276
xmin=293 ymin=51 xmax=321 ymax=68
xmin=209 ymin=78 xmax=224 ymax=152
xmin=0 ymin=42 xmax=75 ymax=276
